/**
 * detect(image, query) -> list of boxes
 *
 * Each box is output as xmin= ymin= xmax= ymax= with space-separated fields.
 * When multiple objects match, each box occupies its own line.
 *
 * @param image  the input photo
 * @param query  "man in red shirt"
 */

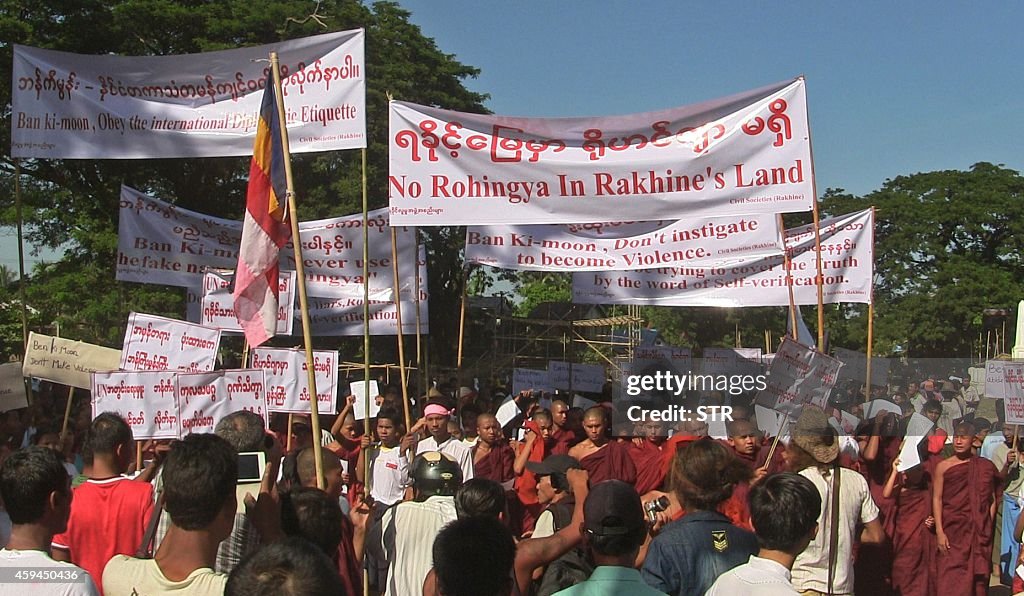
xmin=52 ymin=412 xmax=153 ymax=594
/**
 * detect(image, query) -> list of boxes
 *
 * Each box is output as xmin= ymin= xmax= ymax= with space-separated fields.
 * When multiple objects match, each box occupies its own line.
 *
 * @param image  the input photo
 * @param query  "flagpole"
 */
xmin=270 ymin=52 xmax=324 ymax=490
xmin=391 ymin=227 xmax=412 ymax=430
xmin=14 ymin=159 xmax=29 ymax=350
xmin=456 ymin=264 xmax=469 ymax=391
xmin=864 ymin=208 xmax=876 ymax=403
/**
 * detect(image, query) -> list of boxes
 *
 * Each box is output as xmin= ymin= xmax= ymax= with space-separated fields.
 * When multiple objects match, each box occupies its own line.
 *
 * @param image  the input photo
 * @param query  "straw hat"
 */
xmin=792 ymin=405 xmax=839 ymax=465
xmin=427 ymin=387 xmax=444 ymax=399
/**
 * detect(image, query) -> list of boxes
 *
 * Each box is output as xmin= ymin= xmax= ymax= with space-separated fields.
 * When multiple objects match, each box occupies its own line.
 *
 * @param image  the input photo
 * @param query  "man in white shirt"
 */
xmin=707 ymin=472 xmax=821 ymax=595
xmin=0 ymin=446 xmax=98 ymax=595
xmin=416 ymin=398 xmax=474 ymax=481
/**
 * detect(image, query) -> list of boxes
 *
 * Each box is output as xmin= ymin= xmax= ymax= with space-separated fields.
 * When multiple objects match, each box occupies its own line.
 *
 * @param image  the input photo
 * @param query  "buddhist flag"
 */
xmin=233 ymin=75 xmax=291 ymax=347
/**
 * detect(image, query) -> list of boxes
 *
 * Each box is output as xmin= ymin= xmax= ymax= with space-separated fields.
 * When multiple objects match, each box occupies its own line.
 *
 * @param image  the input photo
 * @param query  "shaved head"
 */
xmin=583 ymin=406 xmax=607 ymax=423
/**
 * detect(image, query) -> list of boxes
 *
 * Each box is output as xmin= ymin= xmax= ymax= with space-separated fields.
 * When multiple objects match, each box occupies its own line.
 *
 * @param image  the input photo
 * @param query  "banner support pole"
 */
xmin=456 ymin=264 xmax=469 ymax=394
xmin=779 ymin=214 xmax=799 ymax=339
xmin=391 ymin=227 xmax=412 ymax=430
xmin=14 ymin=159 xmax=29 ymax=352
xmin=270 ymin=51 xmax=324 ymax=490
xmin=60 ymin=386 xmax=75 ymax=445
xmin=414 ymin=230 xmax=425 ymax=401
xmin=864 ymin=207 xmax=876 ymax=403
xmin=801 ymin=76 xmax=826 ymax=352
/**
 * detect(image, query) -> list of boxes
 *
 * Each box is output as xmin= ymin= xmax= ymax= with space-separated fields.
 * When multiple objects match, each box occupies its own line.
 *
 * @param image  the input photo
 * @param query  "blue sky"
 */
xmin=397 ymin=1 xmax=1022 ymax=197
xmin=8 ymin=3 xmax=1021 ymax=267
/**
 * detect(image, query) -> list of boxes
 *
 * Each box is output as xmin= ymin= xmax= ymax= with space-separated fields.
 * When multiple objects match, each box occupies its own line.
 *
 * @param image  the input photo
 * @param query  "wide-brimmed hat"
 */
xmin=792 ymin=405 xmax=839 ymax=464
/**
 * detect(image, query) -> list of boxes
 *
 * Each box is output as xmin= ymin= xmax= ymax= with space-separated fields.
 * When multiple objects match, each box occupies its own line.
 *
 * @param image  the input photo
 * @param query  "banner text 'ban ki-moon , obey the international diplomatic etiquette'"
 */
xmin=12 ymin=30 xmax=364 ymax=158
xmin=389 ymin=77 xmax=813 ymax=225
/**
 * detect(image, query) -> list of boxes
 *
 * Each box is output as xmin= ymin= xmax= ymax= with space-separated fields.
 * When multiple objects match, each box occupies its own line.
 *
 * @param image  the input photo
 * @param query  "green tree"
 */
xmin=821 ymin=162 xmax=1024 ymax=357
xmin=0 ymin=1 xmax=487 ymax=361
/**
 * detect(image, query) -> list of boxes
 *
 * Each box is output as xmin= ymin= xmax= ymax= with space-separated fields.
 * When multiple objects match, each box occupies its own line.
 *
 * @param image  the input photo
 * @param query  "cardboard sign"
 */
xmin=755 ymin=337 xmax=842 ymax=417
xmin=177 ymin=369 xmax=268 ymax=436
xmin=201 ymin=270 xmax=296 ymax=336
xmin=547 ymin=361 xmax=605 ymax=393
xmin=251 ymin=347 xmax=337 ymax=415
xmin=0 ymin=362 xmax=28 ymax=412
xmin=121 ymin=312 xmax=221 ymax=373
xmin=23 ymin=332 xmax=122 ymax=389
xmin=91 ymin=370 xmax=179 ymax=440
xmin=512 ymin=368 xmax=552 ymax=395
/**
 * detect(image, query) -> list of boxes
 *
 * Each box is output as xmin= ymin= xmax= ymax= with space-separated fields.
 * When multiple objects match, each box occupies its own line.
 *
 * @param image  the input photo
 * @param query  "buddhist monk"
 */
xmin=568 ymin=407 xmax=636 ymax=486
xmin=549 ymin=399 xmax=581 ymax=455
xmin=473 ymin=413 xmax=515 ymax=485
xmin=883 ymin=439 xmax=941 ymax=596
xmin=933 ymin=422 xmax=1001 ymax=596
xmin=629 ymin=418 xmax=667 ymax=495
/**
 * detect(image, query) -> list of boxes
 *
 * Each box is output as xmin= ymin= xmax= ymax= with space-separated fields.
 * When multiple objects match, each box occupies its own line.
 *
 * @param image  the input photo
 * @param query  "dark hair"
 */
xmin=0 ymin=446 xmax=68 ymax=524
xmin=922 ymin=400 xmax=943 ymax=414
xmin=589 ymin=524 xmax=647 ymax=557
xmin=281 ymin=487 xmax=344 ymax=556
xmin=375 ymin=407 xmax=403 ymax=428
xmin=163 ymin=433 xmax=237 ymax=530
xmin=973 ymin=417 xmax=992 ymax=432
xmin=86 ymin=412 xmax=133 ymax=459
xmin=749 ymin=472 xmax=821 ymax=553
xmin=226 ymin=537 xmax=344 ymax=596
xmin=673 ymin=437 xmax=752 ymax=510
xmin=215 ymin=410 xmax=267 ymax=452
xmin=455 ymin=478 xmax=507 ymax=519
xmin=433 ymin=516 xmax=515 ymax=596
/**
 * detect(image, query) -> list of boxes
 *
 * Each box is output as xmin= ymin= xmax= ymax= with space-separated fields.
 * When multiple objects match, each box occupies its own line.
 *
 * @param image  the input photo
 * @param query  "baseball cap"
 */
xmin=583 ymin=480 xmax=645 ymax=536
xmin=525 ymin=454 xmax=581 ymax=477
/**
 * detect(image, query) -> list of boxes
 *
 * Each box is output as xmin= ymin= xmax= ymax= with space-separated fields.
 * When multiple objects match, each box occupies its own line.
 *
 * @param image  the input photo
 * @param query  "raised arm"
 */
xmin=514 ymin=468 xmax=589 ymax=594
xmin=513 ymin=429 xmax=537 ymax=475
xmin=882 ymin=456 xmax=902 ymax=499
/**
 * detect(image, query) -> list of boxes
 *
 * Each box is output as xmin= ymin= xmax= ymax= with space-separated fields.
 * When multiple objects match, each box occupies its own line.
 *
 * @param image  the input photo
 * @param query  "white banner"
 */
xmin=177 ymin=369 xmax=268 ymax=436
xmin=754 ymin=337 xmax=842 ymax=417
xmin=23 ymin=332 xmax=122 ymax=390
xmin=512 ymin=368 xmax=553 ymax=395
xmin=701 ymin=348 xmax=763 ymax=376
xmin=389 ymin=78 xmax=812 ymax=226
xmin=201 ymin=270 xmax=296 ymax=336
xmin=985 ymin=360 xmax=1014 ymax=399
xmin=91 ymin=370 xmax=180 ymax=440
xmin=121 ymin=312 xmax=221 ymax=373
xmin=985 ymin=362 xmax=1024 ymax=413
xmin=465 ymin=215 xmax=783 ymax=271
xmin=547 ymin=361 xmax=605 ymax=393
xmin=574 ymin=209 xmax=873 ymax=306
xmin=301 ymin=292 xmax=428 ymax=337
xmin=117 ymin=186 xmax=425 ymax=300
xmin=251 ymin=347 xmax=337 ymax=414
xmin=351 ymin=380 xmax=380 ymax=421
xmin=0 ymin=363 xmax=28 ymax=412
xmin=12 ymin=30 xmax=365 ymax=158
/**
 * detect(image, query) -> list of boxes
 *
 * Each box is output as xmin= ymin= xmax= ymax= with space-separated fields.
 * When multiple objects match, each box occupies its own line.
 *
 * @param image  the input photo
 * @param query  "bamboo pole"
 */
xmin=762 ymin=412 xmax=790 ymax=471
xmin=864 ymin=207 xmax=876 ymax=403
xmin=391 ymin=227 xmax=412 ymax=430
xmin=456 ymin=264 xmax=469 ymax=390
xmin=59 ymin=386 xmax=75 ymax=445
xmin=801 ymin=77 xmax=826 ymax=352
xmin=270 ymin=52 xmax=323 ymax=490
xmin=779 ymin=214 xmax=799 ymax=339
xmin=414 ymin=230 xmax=425 ymax=399
xmin=14 ymin=159 xmax=29 ymax=351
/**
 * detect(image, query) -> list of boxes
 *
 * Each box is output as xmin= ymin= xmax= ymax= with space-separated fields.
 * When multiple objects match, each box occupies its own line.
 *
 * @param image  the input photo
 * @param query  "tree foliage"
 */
xmin=0 ymin=0 xmax=488 ymax=361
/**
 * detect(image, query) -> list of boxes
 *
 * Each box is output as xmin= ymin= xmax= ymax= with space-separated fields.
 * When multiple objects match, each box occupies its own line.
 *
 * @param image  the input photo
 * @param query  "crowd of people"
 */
xmin=0 ymin=371 xmax=1018 ymax=595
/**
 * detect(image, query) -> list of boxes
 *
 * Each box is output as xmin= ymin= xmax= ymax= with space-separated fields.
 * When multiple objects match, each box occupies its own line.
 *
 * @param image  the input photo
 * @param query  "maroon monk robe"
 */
xmin=550 ymin=427 xmax=580 ymax=456
xmin=579 ymin=439 xmax=637 ymax=486
xmin=934 ymin=456 xmax=999 ymax=596
xmin=628 ymin=439 xmax=666 ymax=495
xmin=473 ymin=441 xmax=515 ymax=484
xmin=891 ymin=455 xmax=940 ymax=596
xmin=855 ymin=436 xmax=901 ymax=596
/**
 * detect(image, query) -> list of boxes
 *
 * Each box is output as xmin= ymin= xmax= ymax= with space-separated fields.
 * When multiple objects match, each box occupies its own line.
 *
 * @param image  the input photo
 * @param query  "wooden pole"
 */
xmin=391 ymin=227 xmax=412 ymax=430
xmin=1013 ymin=426 xmax=1019 ymax=453
xmin=59 ymin=386 xmax=75 ymax=445
xmin=136 ymin=442 xmax=144 ymax=473
xmin=14 ymin=159 xmax=29 ymax=351
xmin=779 ymin=214 xmax=799 ymax=339
xmin=801 ymin=76 xmax=826 ymax=352
xmin=414 ymin=231 xmax=425 ymax=399
xmin=270 ymin=52 xmax=323 ymax=490
xmin=456 ymin=264 xmax=469 ymax=388
xmin=864 ymin=207 xmax=875 ymax=403
xmin=241 ymin=340 xmax=251 ymax=368
xmin=762 ymin=412 xmax=790 ymax=469
xmin=286 ymin=413 xmax=294 ymax=452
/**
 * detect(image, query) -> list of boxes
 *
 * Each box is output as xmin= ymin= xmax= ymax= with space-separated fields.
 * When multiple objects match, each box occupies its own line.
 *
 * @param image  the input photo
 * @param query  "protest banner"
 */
xmin=12 ymin=30 xmax=364 ymax=158
xmin=121 ymin=312 xmax=221 ymax=373
xmin=23 ymin=332 xmax=122 ymax=390
xmin=701 ymin=348 xmax=763 ymax=377
xmin=201 ymin=270 xmax=296 ymax=336
xmin=512 ymin=368 xmax=553 ymax=395
xmin=495 ymin=395 xmax=520 ymax=428
xmin=984 ymin=360 xmax=1023 ymax=399
xmin=573 ymin=209 xmax=873 ymax=307
xmin=547 ymin=361 xmax=606 ymax=394
xmin=832 ymin=347 xmax=890 ymax=387
xmin=351 ymin=380 xmax=380 ymax=421
xmin=118 ymin=187 xmax=425 ymax=299
xmin=754 ymin=337 xmax=842 ymax=417
xmin=177 ymin=369 xmax=268 ymax=436
xmin=251 ymin=347 xmax=337 ymax=415
xmin=0 ymin=363 xmax=28 ymax=412
xmin=754 ymin=405 xmax=787 ymax=438
xmin=389 ymin=78 xmax=812 ymax=226
xmin=991 ymin=361 xmax=1024 ymax=424
xmin=465 ymin=215 xmax=783 ymax=271
xmin=91 ymin=370 xmax=180 ymax=440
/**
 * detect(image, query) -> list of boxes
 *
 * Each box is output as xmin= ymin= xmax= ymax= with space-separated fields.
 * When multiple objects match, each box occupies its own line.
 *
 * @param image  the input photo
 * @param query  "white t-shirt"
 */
xmin=706 ymin=555 xmax=798 ymax=596
xmin=791 ymin=467 xmax=879 ymax=595
xmin=102 ymin=556 xmax=227 ymax=596
xmin=416 ymin=436 xmax=474 ymax=481
xmin=367 ymin=444 xmax=410 ymax=506
xmin=0 ymin=548 xmax=98 ymax=595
